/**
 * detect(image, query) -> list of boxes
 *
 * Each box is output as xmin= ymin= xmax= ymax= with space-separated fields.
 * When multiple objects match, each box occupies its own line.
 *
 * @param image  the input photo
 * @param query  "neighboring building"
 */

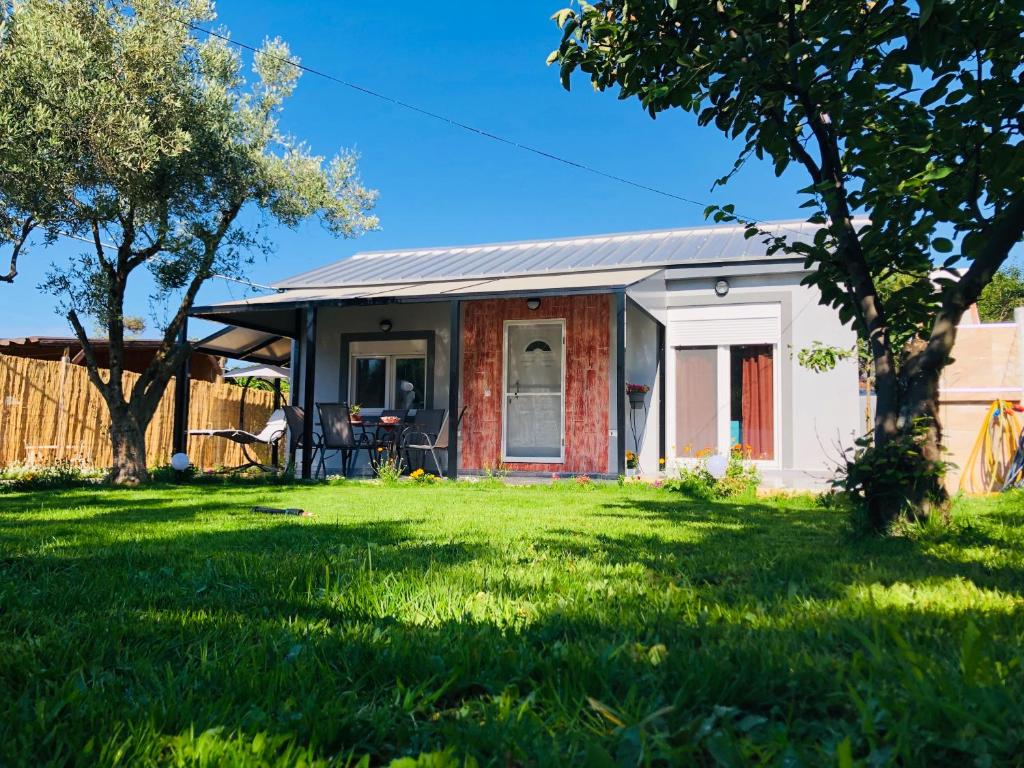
xmin=0 ymin=336 xmax=224 ymax=383
xmin=192 ymin=221 xmax=860 ymax=487
xmin=939 ymin=308 xmax=1024 ymax=490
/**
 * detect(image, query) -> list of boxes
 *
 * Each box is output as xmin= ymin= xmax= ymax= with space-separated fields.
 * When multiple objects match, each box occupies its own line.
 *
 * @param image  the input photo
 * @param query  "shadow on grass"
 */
xmin=2 ymin=488 xmax=1024 ymax=765
xmin=588 ymin=496 xmax=1024 ymax=596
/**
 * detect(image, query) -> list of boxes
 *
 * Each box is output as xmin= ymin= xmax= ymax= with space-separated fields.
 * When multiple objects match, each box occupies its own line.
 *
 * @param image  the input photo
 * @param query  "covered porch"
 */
xmin=187 ymin=268 xmax=667 ymax=480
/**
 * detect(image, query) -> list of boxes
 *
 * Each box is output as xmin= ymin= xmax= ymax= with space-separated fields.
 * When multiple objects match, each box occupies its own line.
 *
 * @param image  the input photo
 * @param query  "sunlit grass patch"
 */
xmin=1 ymin=483 xmax=1022 ymax=765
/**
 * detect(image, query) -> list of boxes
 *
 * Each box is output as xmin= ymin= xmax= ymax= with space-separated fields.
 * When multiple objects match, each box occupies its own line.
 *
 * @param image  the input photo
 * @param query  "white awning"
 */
xmin=223 ymin=363 xmax=290 ymax=380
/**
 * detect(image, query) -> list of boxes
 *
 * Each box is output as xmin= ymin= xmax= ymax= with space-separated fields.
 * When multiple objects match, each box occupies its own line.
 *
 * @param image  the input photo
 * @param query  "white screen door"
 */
xmin=503 ymin=320 xmax=565 ymax=462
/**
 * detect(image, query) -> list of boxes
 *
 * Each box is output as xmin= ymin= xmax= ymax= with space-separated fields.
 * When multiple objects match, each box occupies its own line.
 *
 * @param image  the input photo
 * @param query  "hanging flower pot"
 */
xmin=626 ymin=383 xmax=649 ymax=408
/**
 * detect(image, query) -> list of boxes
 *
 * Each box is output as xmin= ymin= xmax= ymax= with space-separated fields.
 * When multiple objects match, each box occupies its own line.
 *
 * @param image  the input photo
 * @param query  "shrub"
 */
xmin=148 ymin=465 xmax=299 ymax=486
xmin=664 ymin=447 xmax=761 ymax=500
xmin=833 ymin=421 xmax=950 ymax=533
xmin=0 ymin=460 xmax=104 ymax=491
xmin=374 ymin=455 xmax=405 ymax=485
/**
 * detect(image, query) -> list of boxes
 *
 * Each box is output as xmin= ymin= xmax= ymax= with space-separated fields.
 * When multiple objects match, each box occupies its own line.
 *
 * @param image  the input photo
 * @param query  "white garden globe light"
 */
xmin=706 ymin=454 xmax=728 ymax=479
xmin=171 ymin=453 xmax=190 ymax=471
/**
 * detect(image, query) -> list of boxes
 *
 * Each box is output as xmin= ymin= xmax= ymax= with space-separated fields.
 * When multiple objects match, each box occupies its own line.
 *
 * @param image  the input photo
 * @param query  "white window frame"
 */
xmin=501 ymin=318 xmax=566 ymax=464
xmin=669 ymin=342 xmax=782 ymax=468
xmin=349 ymin=353 xmax=427 ymax=410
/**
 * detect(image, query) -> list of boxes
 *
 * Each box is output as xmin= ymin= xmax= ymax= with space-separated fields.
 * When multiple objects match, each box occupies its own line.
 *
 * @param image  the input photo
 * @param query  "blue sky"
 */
xmin=2 ymin=1 xmax=812 ymax=338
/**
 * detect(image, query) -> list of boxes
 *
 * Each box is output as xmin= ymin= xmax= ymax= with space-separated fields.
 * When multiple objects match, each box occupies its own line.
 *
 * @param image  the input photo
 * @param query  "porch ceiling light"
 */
xmin=379 ymin=319 xmax=393 ymax=332
xmin=714 ymin=279 xmax=730 ymax=297
xmin=526 ymin=298 xmax=541 ymax=310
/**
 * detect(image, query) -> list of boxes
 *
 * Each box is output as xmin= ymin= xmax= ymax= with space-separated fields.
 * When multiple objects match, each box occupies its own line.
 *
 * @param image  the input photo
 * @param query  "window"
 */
xmin=730 ymin=345 xmax=774 ymax=460
xmin=349 ymin=348 xmax=427 ymax=410
xmin=353 ymin=357 xmax=387 ymax=408
xmin=675 ymin=347 xmax=718 ymax=456
xmin=674 ymin=344 xmax=776 ymax=461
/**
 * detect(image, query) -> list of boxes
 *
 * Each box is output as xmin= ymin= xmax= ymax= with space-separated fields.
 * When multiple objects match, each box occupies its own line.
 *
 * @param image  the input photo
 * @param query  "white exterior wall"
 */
xmin=663 ymin=271 xmax=858 ymax=489
xmin=625 ymin=302 xmax=660 ymax=473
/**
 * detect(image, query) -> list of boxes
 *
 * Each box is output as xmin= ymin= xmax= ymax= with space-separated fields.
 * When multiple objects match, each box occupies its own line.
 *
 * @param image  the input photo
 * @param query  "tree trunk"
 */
xmin=862 ymin=340 xmax=950 ymax=531
xmin=108 ymin=407 xmax=149 ymax=485
xmin=900 ymin=340 xmax=950 ymax=522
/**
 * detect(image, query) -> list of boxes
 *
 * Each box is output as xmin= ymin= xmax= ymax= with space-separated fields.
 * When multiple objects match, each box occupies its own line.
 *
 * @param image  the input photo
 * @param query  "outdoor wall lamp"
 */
xmin=379 ymin=319 xmax=393 ymax=332
xmin=714 ymin=279 xmax=730 ymax=297
xmin=526 ymin=298 xmax=541 ymax=310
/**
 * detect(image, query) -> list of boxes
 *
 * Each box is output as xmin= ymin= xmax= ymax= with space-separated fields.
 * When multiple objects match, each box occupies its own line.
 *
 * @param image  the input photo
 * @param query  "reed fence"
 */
xmin=0 ymin=354 xmax=277 ymax=470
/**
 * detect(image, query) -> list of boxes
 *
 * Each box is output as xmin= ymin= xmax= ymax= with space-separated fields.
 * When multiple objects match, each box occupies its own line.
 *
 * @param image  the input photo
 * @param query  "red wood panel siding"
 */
xmin=460 ymin=295 xmax=609 ymax=473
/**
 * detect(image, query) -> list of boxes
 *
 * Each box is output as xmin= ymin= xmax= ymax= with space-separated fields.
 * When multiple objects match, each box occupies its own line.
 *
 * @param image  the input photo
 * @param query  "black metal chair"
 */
xmin=403 ymin=406 xmax=466 ymax=475
xmin=282 ymin=405 xmax=322 ymax=475
xmin=316 ymin=403 xmax=370 ymax=477
xmin=401 ymin=409 xmax=446 ymax=472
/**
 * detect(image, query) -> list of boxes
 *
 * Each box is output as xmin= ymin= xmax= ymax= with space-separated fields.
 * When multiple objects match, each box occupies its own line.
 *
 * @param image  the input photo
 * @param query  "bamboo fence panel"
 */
xmin=0 ymin=354 xmax=276 ymax=470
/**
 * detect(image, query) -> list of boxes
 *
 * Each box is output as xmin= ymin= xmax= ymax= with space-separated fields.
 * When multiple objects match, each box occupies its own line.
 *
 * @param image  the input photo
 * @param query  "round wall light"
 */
xmin=526 ymin=298 xmax=541 ymax=311
xmin=714 ymin=278 xmax=730 ymax=297
xmin=379 ymin=319 xmax=393 ymax=332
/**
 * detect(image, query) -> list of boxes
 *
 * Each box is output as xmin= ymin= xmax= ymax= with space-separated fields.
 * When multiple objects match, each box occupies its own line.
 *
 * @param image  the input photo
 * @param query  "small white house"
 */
xmin=193 ymin=221 xmax=860 ymax=486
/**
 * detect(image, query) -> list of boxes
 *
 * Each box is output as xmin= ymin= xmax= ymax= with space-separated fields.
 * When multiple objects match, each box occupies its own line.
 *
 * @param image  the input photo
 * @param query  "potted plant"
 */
xmin=349 ymin=403 xmax=362 ymax=423
xmin=625 ymin=450 xmax=639 ymax=476
xmin=626 ymin=383 xmax=649 ymax=408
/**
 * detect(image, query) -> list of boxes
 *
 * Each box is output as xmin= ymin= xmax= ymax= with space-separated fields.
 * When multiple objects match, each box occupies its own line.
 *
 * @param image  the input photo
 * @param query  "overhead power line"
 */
xmin=179 ymin=17 xmax=802 ymax=232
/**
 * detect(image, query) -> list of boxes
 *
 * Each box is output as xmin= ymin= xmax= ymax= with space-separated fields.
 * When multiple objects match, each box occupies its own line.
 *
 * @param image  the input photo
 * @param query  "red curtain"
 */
xmin=740 ymin=347 xmax=774 ymax=459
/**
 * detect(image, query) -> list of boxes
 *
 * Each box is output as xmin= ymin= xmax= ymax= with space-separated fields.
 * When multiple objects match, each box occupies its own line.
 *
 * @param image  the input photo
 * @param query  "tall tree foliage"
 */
xmin=552 ymin=0 xmax=1024 ymax=527
xmin=977 ymin=265 xmax=1024 ymax=322
xmin=0 ymin=0 xmax=377 ymax=483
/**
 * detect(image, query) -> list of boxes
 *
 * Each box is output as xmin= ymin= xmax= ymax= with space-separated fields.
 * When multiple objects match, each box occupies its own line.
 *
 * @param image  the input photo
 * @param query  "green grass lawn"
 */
xmin=1 ymin=481 xmax=1023 ymax=766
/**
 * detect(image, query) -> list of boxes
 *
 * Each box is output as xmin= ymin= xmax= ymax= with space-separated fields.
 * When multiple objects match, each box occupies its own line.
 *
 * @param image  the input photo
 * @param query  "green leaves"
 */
xmin=1 ymin=0 xmax=378 ymax=480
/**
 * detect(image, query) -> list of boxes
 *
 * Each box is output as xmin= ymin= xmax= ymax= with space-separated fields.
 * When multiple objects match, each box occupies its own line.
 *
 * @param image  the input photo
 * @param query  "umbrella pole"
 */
xmin=271 ymin=378 xmax=281 ymax=468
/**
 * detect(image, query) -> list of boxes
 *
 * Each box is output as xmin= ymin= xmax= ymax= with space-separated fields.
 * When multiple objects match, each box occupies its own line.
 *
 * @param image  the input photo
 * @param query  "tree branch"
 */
xmin=0 ymin=215 xmax=35 ymax=283
xmin=132 ymin=201 xmax=243 ymax=415
xmin=90 ymin=217 xmax=114 ymax=276
xmin=908 ymin=193 xmax=1024 ymax=381
xmin=66 ymin=309 xmax=112 ymax=402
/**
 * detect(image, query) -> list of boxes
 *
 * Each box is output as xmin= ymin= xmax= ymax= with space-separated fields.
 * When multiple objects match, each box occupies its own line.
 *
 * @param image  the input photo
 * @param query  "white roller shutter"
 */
xmin=667 ymin=303 xmax=781 ymax=347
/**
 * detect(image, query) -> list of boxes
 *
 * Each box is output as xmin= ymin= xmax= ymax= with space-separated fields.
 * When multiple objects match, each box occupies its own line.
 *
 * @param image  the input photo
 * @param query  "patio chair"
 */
xmin=189 ymin=408 xmax=288 ymax=472
xmin=401 ymin=409 xmax=446 ymax=472
xmin=282 ymin=405 xmax=322 ymax=475
xmin=316 ymin=403 xmax=371 ymax=478
xmin=402 ymin=406 xmax=466 ymax=475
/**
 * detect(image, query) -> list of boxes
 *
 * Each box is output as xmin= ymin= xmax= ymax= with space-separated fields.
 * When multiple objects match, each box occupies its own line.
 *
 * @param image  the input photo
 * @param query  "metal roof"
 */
xmin=274 ymin=220 xmax=816 ymax=289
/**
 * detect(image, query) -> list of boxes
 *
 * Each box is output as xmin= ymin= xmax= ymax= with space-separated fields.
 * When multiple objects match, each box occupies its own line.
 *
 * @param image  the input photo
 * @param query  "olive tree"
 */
xmin=0 ymin=0 xmax=377 ymax=483
xmin=552 ymin=0 xmax=1024 ymax=527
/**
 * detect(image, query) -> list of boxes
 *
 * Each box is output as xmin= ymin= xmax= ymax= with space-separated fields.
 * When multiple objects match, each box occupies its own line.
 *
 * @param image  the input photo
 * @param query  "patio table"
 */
xmin=355 ymin=413 xmax=408 ymax=469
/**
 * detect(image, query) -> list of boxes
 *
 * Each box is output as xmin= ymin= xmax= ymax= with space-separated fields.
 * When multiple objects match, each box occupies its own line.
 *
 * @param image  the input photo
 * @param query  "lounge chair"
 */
xmin=189 ymin=408 xmax=288 ymax=472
